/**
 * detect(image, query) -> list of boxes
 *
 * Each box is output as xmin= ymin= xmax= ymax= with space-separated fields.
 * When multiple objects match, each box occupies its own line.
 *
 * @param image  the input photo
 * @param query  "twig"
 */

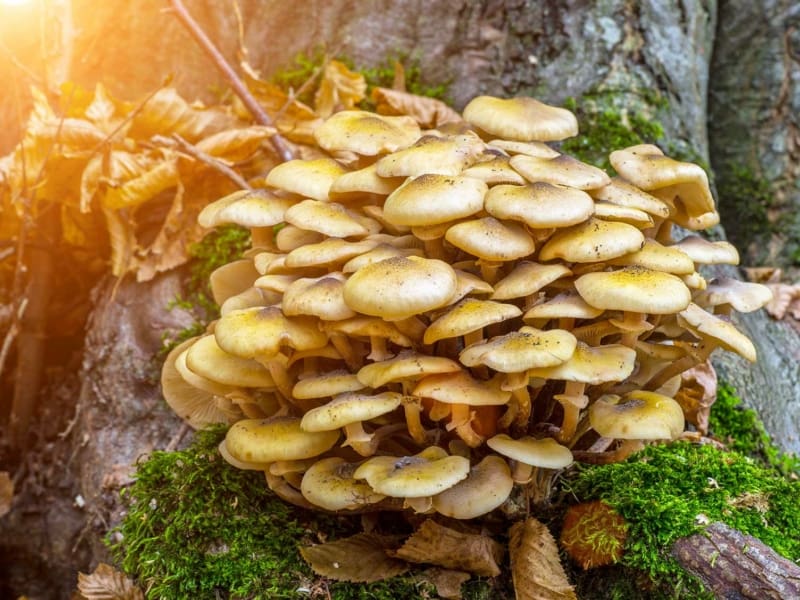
xmin=87 ymin=83 xmax=165 ymax=158
xmin=0 ymin=298 xmax=27 ymax=383
xmin=164 ymin=422 xmax=191 ymax=452
xmin=167 ymin=133 xmax=253 ymax=190
xmin=168 ymin=0 xmax=294 ymax=162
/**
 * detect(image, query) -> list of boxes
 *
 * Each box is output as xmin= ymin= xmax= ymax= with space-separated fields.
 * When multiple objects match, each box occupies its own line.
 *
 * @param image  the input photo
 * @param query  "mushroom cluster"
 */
xmin=161 ymin=95 xmax=772 ymax=518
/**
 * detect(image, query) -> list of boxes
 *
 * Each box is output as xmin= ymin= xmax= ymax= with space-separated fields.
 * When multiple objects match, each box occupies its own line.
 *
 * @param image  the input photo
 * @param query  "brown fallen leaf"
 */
xmin=77 ymin=562 xmax=143 ymax=600
xmin=510 ymin=517 xmax=577 ymax=600
xmin=300 ymin=533 xmax=409 ymax=583
xmin=0 ymin=471 xmax=13 ymax=518
xmin=315 ymin=60 xmax=367 ymax=119
xmin=371 ymin=87 xmax=463 ymax=129
xmin=675 ymin=360 xmax=718 ymax=434
xmin=419 ymin=567 xmax=471 ymax=600
xmin=393 ymin=519 xmax=504 ymax=577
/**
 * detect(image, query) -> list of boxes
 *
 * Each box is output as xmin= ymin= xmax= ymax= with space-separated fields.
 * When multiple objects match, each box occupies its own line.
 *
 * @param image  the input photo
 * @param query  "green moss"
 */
xmin=716 ymin=164 xmax=773 ymax=259
xmin=111 ymin=427 xmax=439 ymax=599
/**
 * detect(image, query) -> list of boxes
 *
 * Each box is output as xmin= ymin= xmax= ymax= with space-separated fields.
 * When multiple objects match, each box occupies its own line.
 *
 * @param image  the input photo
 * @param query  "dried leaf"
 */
xmin=102 ymin=156 xmax=179 ymax=210
xmin=394 ymin=520 xmax=504 ymax=577
xmin=0 ymin=471 xmax=13 ymax=518
xmin=765 ymin=282 xmax=800 ymax=319
xmin=419 ymin=568 xmax=471 ymax=600
xmin=743 ymin=266 xmax=782 ymax=283
xmin=103 ymin=206 xmax=136 ymax=277
xmin=510 ymin=517 xmax=576 ymax=600
xmin=130 ymin=87 xmax=232 ymax=141
xmin=315 ymin=60 xmax=367 ymax=118
xmin=85 ymin=83 xmax=123 ymax=134
xmin=77 ymin=563 xmax=143 ymax=600
xmin=371 ymin=87 xmax=462 ymax=129
xmin=300 ymin=533 xmax=408 ymax=583
xmin=194 ymin=125 xmax=276 ymax=162
xmin=675 ymin=361 xmax=718 ymax=434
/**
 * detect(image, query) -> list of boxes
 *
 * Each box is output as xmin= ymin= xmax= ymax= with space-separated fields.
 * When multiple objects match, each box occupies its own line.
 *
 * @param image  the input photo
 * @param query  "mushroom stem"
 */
xmin=573 ymin=439 xmax=646 ymax=464
xmin=644 ymin=342 xmax=715 ymax=392
xmin=512 ymin=386 xmax=532 ymax=429
xmin=330 ymin=332 xmax=362 ymax=371
xmin=448 ymin=403 xmax=484 ymax=448
xmin=403 ymin=397 xmax=428 ymax=444
xmin=555 ymin=381 xmax=588 ymax=443
xmin=264 ymin=471 xmax=317 ymax=510
xmin=510 ymin=460 xmax=534 ymax=484
xmin=479 ymin=260 xmax=503 ymax=285
xmin=618 ymin=311 xmax=650 ymax=347
xmin=572 ymin=319 xmax=621 ymax=345
xmin=346 ymin=421 xmax=407 ymax=457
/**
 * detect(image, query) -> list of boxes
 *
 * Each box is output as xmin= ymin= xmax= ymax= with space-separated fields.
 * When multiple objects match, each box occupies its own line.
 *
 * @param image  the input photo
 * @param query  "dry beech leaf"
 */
xmin=509 ymin=517 xmax=577 ymax=600
xmin=675 ymin=360 xmax=718 ymax=434
xmin=419 ymin=568 xmax=471 ymax=600
xmin=130 ymin=87 xmax=232 ymax=141
xmin=194 ymin=126 xmax=276 ymax=162
xmin=77 ymin=562 xmax=144 ymax=600
xmin=315 ymin=60 xmax=367 ymax=119
xmin=371 ymin=87 xmax=463 ymax=129
xmin=393 ymin=519 xmax=504 ymax=577
xmin=300 ymin=533 xmax=408 ymax=583
xmin=0 ymin=471 xmax=13 ymax=518
xmin=102 ymin=156 xmax=179 ymax=211
xmin=765 ymin=282 xmax=800 ymax=320
xmin=103 ymin=206 xmax=136 ymax=278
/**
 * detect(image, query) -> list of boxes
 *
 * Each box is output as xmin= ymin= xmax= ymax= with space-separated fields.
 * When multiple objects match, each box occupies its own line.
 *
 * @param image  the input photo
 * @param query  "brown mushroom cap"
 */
xmin=574 ymin=266 xmax=692 ymax=315
xmin=538 ymin=218 xmax=645 ymax=263
xmin=459 ymin=326 xmax=577 ymax=372
xmin=431 ymin=455 xmax=514 ymax=519
xmin=343 ymin=255 xmax=458 ymax=321
xmin=224 ymin=416 xmax=340 ymax=463
xmin=313 ymin=110 xmax=422 ymax=156
xmin=383 ymin=174 xmax=487 ymax=227
xmin=462 ymin=96 xmax=579 ymax=142
xmin=589 ymin=390 xmax=685 ymax=440
xmin=486 ymin=434 xmax=574 ymax=469
xmin=484 ymin=182 xmax=595 ymax=229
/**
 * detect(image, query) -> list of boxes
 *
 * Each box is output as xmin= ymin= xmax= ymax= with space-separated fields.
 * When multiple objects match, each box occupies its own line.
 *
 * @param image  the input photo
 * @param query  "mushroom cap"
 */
xmin=214 ymin=306 xmax=328 ymax=359
xmin=284 ymin=200 xmax=374 ymax=238
xmin=445 ymin=217 xmax=535 ymax=261
xmin=527 ymin=342 xmax=636 ymax=385
xmin=320 ymin=316 xmax=413 ymax=348
xmin=300 ymin=392 xmax=404 ymax=432
xmin=343 ymin=255 xmax=458 ymax=321
xmin=431 ymin=455 xmax=514 ymax=519
xmin=607 ymin=239 xmax=696 ymax=275
xmin=589 ymin=390 xmax=685 ymax=440
xmin=677 ymin=303 xmax=757 ymax=362
xmin=275 ymin=225 xmax=325 ymax=252
xmin=590 ymin=177 xmax=671 ymax=218
xmin=292 ymin=370 xmax=366 ymax=400
xmin=353 ymin=446 xmax=471 ymax=498
xmin=462 ymin=156 xmax=527 ymax=185
xmin=487 ymin=139 xmax=561 ymax=158
xmin=382 ymin=174 xmax=487 ymax=227
xmin=356 ymin=351 xmax=461 ymax=388
xmin=375 ymin=133 xmax=486 ymax=177
xmin=671 ymin=235 xmax=740 ymax=265
xmin=329 ymin=162 xmax=405 ymax=199
xmin=574 ymin=266 xmax=692 ymax=315
xmin=487 ymin=434 xmax=574 ymax=469
xmin=185 ymin=334 xmax=276 ymax=388
xmin=459 ymin=326 xmax=577 ymax=372
xmin=208 ymin=259 xmax=261 ymax=306
xmin=282 ymin=273 xmax=356 ymax=321
xmin=342 ymin=244 xmax=423 ymax=273
xmin=694 ymin=277 xmax=774 ymax=313
xmin=198 ymin=189 xmax=294 ymax=228
xmin=313 ymin=110 xmax=421 ymax=156
xmin=285 ymin=238 xmax=379 ymax=269
xmin=301 ymin=457 xmax=387 ymax=511
xmin=592 ymin=202 xmax=654 ymax=229
xmin=510 ymin=154 xmax=611 ymax=190
xmin=484 ymin=182 xmax=595 ymax=229
xmin=412 ymin=370 xmax=512 ymax=406
xmin=224 ymin=416 xmax=340 ymax=463
xmin=265 ymin=157 xmax=347 ymax=201
xmin=161 ymin=338 xmax=238 ymax=429
xmin=538 ymin=217 xmax=645 ymax=263
xmin=490 ymin=261 xmax=572 ymax=300
xmin=523 ymin=291 xmax=604 ymax=322
xmin=424 ymin=298 xmax=522 ymax=344
xmin=462 ymin=96 xmax=578 ymax=142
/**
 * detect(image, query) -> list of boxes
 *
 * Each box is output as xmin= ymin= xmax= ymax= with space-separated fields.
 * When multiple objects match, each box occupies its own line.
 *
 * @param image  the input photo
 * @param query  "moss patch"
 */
xmin=716 ymin=164 xmax=773 ymax=262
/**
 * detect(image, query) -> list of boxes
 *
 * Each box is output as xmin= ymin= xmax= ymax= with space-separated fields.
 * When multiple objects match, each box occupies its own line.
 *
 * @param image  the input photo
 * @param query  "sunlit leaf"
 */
xmin=102 ymin=155 xmax=179 ymax=210
xmin=77 ymin=562 xmax=144 ymax=600
xmin=315 ymin=59 xmax=367 ymax=118
xmin=300 ymin=533 xmax=409 ymax=583
xmin=103 ymin=206 xmax=136 ymax=277
xmin=394 ymin=520 xmax=504 ymax=577
xmin=85 ymin=83 xmax=126 ymax=134
xmin=510 ymin=517 xmax=577 ymax=600
xmin=0 ymin=471 xmax=13 ymax=518
xmin=371 ymin=87 xmax=462 ymax=129
xmin=129 ymin=87 xmax=233 ymax=142
xmin=194 ymin=125 xmax=276 ymax=162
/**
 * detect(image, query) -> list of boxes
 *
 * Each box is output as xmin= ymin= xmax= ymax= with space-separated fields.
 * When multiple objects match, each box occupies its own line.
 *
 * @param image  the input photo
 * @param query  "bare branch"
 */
xmin=168 ymin=0 xmax=294 ymax=162
xmin=166 ymin=133 xmax=253 ymax=190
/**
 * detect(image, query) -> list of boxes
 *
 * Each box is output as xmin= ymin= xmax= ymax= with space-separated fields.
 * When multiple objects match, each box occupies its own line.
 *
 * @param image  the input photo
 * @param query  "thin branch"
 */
xmin=87 ymin=83 xmax=165 ymax=157
xmin=167 ymin=133 xmax=253 ymax=190
xmin=168 ymin=0 xmax=294 ymax=162
xmin=0 ymin=298 xmax=27 ymax=383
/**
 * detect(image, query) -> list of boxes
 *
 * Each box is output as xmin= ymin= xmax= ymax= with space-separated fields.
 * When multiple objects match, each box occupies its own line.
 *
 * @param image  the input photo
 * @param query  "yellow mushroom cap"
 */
xmin=523 ymin=292 xmax=604 ymax=323
xmin=694 ymin=277 xmax=774 ymax=313
xmin=589 ymin=391 xmax=685 ymax=440
xmin=412 ymin=370 xmax=512 ymax=406
xmin=490 ymin=261 xmax=572 ymax=301
xmin=510 ymin=154 xmax=611 ymax=190
xmin=313 ymin=110 xmax=422 ymax=156
xmin=431 ymin=455 xmax=514 ymax=519
xmin=282 ymin=274 xmax=356 ymax=321
xmin=462 ymin=155 xmax=527 ymax=185
xmin=185 ymin=334 xmax=275 ymax=388
xmin=284 ymin=200 xmax=374 ymax=238
xmin=462 ymin=96 xmax=579 ymax=142
xmin=329 ymin=162 xmax=405 ymax=199
xmin=224 ymin=416 xmax=340 ymax=463
xmin=677 ymin=303 xmax=757 ymax=362
xmin=538 ymin=217 xmax=645 ymax=263
xmin=445 ymin=217 xmax=535 ymax=261
xmin=574 ymin=266 xmax=692 ymax=315
xmin=590 ymin=177 xmax=671 ymax=218
xmin=459 ymin=326 xmax=577 ymax=372
xmin=527 ymin=342 xmax=636 ymax=384
xmin=208 ymin=259 xmax=260 ymax=307
xmin=375 ymin=133 xmax=485 ymax=177
xmin=300 ymin=392 xmax=404 ymax=432
xmin=671 ymin=235 xmax=740 ymax=265
xmin=292 ymin=370 xmax=366 ymax=400
xmin=353 ymin=447 xmax=470 ymax=498
xmin=607 ymin=239 xmax=696 ymax=275
xmin=424 ymin=298 xmax=522 ymax=344
xmin=265 ymin=157 xmax=347 ymax=201
xmin=486 ymin=138 xmax=561 ymax=158
xmin=383 ymin=174 xmax=487 ymax=227
xmin=198 ymin=189 xmax=294 ymax=228
xmin=486 ymin=435 xmax=574 ymax=469
xmin=301 ymin=457 xmax=387 ymax=511
xmin=343 ymin=255 xmax=458 ymax=321
xmin=356 ymin=352 xmax=461 ymax=388
xmin=484 ymin=182 xmax=595 ymax=228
